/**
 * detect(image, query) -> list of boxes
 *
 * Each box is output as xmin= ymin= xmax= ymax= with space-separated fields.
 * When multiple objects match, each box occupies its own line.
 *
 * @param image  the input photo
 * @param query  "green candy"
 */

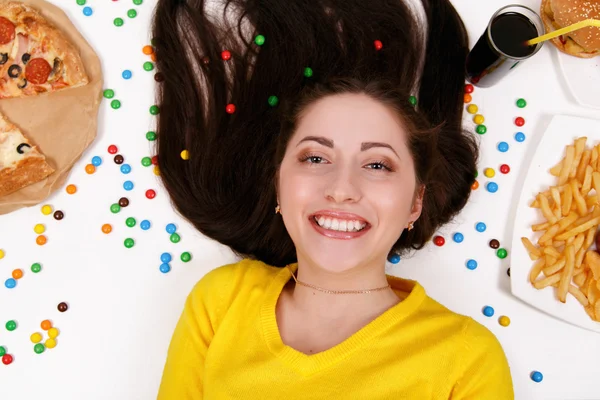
xmin=5 ymin=320 xmax=16 ymax=331
xmin=31 ymin=263 xmax=41 ymax=273
xmin=110 ymin=204 xmax=121 ymax=214
xmin=124 ymin=238 xmax=135 ymax=248
xmin=303 ymin=67 xmax=313 ymax=78
xmin=474 ymin=171 xmax=478 ymax=178
xmin=254 ymin=34 xmax=265 ymax=46
xmin=103 ymin=89 xmax=114 ymax=99
xmin=143 ymin=62 xmax=154 ymax=71
xmin=267 ymin=95 xmax=279 ymax=107
xmin=149 ymin=105 xmax=160 ymax=115
xmin=126 ymin=217 xmax=136 ymax=228
xmin=141 ymin=157 xmax=152 ymax=167
xmin=34 ymin=343 xmax=45 ymax=354
xmin=170 ymin=233 xmax=181 ymax=243
xmin=497 ymin=248 xmax=508 ymax=259
xmin=516 ymin=98 xmax=527 ymax=108
xmin=127 ymin=9 xmax=137 ymax=18
xmin=146 ymin=131 xmax=157 ymax=141
xmin=114 ymin=18 xmax=124 ymax=27
xmin=111 ymin=100 xmax=121 ymax=109
xmin=408 ymin=96 xmax=417 ymax=106
xmin=0 ymin=346 xmax=5 ymax=356
xmin=76 ymin=0 xmax=86 ymax=5
xmin=476 ymin=125 xmax=487 ymax=135
xmin=180 ymin=252 xmax=192 ymax=262
xmin=133 ymin=0 xmax=143 ymax=4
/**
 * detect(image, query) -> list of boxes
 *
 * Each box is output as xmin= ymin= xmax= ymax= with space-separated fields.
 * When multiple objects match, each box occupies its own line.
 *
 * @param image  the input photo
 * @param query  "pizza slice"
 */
xmin=0 ymin=1 xmax=88 ymax=99
xmin=0 ymin=111 xmax=54 ymax=197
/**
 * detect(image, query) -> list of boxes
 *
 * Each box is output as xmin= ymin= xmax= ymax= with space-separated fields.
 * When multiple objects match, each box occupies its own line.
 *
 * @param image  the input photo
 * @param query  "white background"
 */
xmin=0 ymin=0 xmax=599 ymax=399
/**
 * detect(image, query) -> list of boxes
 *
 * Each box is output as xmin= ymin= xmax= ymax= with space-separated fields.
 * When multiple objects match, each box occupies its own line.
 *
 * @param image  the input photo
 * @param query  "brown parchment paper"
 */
xmin=0 ymin=0 xmax=102 ymax=215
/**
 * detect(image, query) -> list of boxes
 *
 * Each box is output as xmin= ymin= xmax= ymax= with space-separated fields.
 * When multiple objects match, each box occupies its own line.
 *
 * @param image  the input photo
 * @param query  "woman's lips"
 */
xmin=309 ymin=216 xmax=371 ymax=240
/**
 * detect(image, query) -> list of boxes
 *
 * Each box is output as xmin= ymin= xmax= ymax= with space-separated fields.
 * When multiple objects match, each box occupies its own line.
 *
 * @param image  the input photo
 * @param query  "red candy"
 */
xmin=145 ymin=189 xmax=156 ymax=199
xmin=433 ymin=235 xmax=445 ymax=246
xmin=2 ymin=354 xmax=13 ymax=365
xmin=225 ymin=104 xmax=236 ymax=114
xmin=464 ymin=84 xmax=474 ymax=94
xmin=221 ymin=50 xmax=231 ymax=61
xmin=108 ymin=145 xmax=118 ymax=154
xmin=500 ymin=164 xmax=510 ymax=174
xmin=515 ymin=117 xmax=525 ymax=127
xmin=151 ymin=155 xmax=158 ymax=165
xmin=374 ymin=40 xmax=383 ymax=51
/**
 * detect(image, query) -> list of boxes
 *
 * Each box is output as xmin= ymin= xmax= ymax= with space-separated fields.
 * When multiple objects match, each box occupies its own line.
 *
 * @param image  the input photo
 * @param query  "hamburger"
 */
xmin=541 ymin=0 xmax=600 ymax=58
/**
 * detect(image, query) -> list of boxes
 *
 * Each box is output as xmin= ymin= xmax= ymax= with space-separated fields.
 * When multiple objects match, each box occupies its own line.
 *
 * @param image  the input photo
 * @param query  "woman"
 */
xmin=152 ymin=0 xmax=513 ymax=398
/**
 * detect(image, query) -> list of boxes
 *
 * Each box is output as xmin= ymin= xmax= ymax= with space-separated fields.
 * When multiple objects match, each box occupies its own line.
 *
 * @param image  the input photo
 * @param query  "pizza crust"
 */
xmin=0 ymin=149 xmax=54 ymax=197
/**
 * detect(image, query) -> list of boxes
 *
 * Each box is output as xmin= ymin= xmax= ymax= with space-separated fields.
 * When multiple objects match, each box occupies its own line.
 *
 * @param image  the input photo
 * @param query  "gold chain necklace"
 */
xmin=286 ymin=265 xmax=391 ymax=295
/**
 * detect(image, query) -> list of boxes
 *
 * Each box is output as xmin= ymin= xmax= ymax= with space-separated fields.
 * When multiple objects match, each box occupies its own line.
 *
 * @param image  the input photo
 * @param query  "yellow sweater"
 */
xmin=158 ymin=259 xmax=513 ymax=399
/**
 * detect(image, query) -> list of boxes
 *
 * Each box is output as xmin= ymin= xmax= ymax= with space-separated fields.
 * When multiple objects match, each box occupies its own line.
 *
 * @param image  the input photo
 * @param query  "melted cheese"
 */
xmin=0 ymin=128 xmax=29 ymax=170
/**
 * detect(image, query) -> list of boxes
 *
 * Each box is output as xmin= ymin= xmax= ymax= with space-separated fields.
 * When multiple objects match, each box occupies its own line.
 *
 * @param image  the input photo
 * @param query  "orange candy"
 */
xmin=150 ymin=53 xmax=157 ymax=62
xmin=36 ymin=235 xmax=47 ymax=246
xmin=12 ymin=269 xmax=23 ymax=280
xmin=85 ymin=164 xmax=95 ymax=174
xmin=41 ymin=319 xmax=52 ymax=330
xmin=464 ymin=93 xmax=472 ymax=104
xmin=471 ymin=180 xmax=479 ymax=190
xmin=101 ymin=224 xmax=112 ymax=234
xmin=142 ymin=45 xmax=154 ymax=55
xmin=66 ymin=184 xmax=77 ymax=194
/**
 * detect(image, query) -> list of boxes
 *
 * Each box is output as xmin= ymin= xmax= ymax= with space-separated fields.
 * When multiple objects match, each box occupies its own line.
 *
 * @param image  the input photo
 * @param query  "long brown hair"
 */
xmin=151 ymin=0 xmax=478 ymax=267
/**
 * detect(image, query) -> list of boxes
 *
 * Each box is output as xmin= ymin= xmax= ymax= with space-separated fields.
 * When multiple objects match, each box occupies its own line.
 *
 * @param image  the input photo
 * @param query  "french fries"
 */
xmin=523 ymin=136 xmax=600 ymax=322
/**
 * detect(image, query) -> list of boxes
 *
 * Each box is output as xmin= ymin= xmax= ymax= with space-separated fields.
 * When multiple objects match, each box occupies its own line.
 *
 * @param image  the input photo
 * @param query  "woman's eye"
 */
xmin=366 ymin=161 xmax=393 ymax=172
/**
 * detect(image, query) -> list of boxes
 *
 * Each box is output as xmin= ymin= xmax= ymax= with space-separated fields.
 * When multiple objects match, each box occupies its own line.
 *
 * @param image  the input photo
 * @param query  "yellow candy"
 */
xmin=45 ymin=338 xmax=57 ymax=349
xmin=48 ymin=327 xmax=59 ymax=339
xmin=34 ymin=224 xmax=45 ymax=234
xmin=41 ymin=205 xmax=53 ymax=215
xmin=473 ymin=114 xmax=485 ymax=124
xmin=153 ymin=166 xmax=160 ymax=176
xmin=484 ymin=168 xmax=495 ymax=178
xmin=467 ymin=104 xmax=478 ymax=114
xmin=0 ymin=249 xmax=4 ymax=259
xmin=180 ymin=150 xmax=190 ymax=160
xmin=499 ymin=316 xmax=511 ymax=327
xmin=30 ymin=332 xmax=43 ymax=343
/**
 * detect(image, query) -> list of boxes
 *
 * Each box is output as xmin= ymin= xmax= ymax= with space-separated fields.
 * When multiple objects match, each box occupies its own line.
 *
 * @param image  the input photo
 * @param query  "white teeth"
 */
xmin=313 ymin=216 xmax=366 ymax=232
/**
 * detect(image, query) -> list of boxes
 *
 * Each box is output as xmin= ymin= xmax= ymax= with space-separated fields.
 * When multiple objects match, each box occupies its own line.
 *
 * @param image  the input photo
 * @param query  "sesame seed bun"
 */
xmin=541 ymin=0 xmax=600 ymax=58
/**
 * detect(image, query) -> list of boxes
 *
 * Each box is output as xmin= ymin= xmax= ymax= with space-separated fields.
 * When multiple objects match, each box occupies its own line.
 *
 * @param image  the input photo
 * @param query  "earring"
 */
xmin=407 ymin=221 xmax=414 ymax=231
xmin=275 ymin=205 xmax=281 ymax=214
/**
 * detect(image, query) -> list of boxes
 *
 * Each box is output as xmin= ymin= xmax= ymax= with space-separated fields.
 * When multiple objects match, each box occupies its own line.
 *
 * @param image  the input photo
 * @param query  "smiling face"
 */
xmin=277 ymin=92 xmax=424 ymax=273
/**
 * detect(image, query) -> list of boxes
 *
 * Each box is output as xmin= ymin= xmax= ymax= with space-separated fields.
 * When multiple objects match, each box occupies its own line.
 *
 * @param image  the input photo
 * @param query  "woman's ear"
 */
xmin=410 ymin=184 xmax=425 ymax=222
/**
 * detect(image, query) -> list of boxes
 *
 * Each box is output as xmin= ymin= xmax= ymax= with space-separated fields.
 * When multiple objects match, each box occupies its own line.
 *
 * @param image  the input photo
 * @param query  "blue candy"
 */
xmin=475 ymin=222 xmax=487 ymax=232
xmin=83 ymin=6 xmax=92 ymax=16
xmin=531 ymin=371 xmax=543 ymax=383
xmin=388 ymin=254 xmax=401 ymax=264
xmin=497 ymin=142 xmax=509 ymax=152
xmin=486 ymin=182 xmax=499 ymax=193
xmin=515 ymin=132 xmax=526 ymax=142
xmin=161 ymin=252 xmax=172 ymax=263
xmin=91 ymin=156 xmax=102 ymax=167
xmin=122 ymin=70 xmax=132 ymax=80
xmin=5 ymin=278 xmax=16 ymax=289
xmin=160 ymin=263 xmax=171 ymax=274
xmin=466 ymin=259 xmax=478 ymax=270
xmin=120 ymin=164 xmax=132 ymax=174
xmin=453 ymin=232 xmax=464 ymax=243
xmin=140 ymin=220 xmax=151 ymax=230
xmin=483 ymin=306 xmax=494 ymax=317
xmin=166 ymin=223 xmax=177 ymax=234
xmin=123 ymin=180 xmax=134 ymax=191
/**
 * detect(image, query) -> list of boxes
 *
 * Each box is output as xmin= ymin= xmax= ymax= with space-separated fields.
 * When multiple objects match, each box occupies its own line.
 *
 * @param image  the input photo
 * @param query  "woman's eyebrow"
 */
xmin=296 ymin=136 xmax=399 ymax=158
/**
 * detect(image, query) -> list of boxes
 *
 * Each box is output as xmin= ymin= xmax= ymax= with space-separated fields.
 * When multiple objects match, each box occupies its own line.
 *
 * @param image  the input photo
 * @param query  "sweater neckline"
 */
xmin=260 ymin=262 xmax=426 ymax=376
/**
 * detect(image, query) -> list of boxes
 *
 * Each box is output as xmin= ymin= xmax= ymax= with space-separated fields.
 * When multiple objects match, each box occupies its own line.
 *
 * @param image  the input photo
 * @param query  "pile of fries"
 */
xmin=522 ymin=136 xmax=600 ymax=322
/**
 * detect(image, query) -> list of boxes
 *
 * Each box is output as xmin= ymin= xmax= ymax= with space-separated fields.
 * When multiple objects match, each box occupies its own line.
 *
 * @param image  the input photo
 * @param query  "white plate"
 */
xmin=556 ymin=50 xmax=600 ymax=110
xmin=510 ymin=115 xmax=600 ymax=334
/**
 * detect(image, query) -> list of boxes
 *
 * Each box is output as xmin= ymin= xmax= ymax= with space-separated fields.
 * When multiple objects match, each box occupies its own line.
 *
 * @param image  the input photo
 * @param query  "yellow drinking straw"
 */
xmin=526 ymin=19 xmax=600 ymax=46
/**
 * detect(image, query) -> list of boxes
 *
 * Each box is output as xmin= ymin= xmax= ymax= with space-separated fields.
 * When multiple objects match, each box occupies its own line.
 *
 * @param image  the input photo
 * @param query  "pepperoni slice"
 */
xmin=0 ymin=17 xmax=15 ymax=45
xmin=25 ymin=58 xmax=52 ymax=84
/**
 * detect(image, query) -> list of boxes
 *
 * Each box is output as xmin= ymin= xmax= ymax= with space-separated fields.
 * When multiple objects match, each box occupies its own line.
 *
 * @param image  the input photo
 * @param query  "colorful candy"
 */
xmin=150 ymin=105 xmax=160 ymax=115
xmin=497 ymin=142 xmax=509 ymax=152
xmin=83 ymin=6 xmax=92 ymax=16
xmin=34 ymin=224 xmax=45 ymax=234
xmin=114 ymin=155 xmax=124 ymax=164
xmin=102 ymin=224 xmax=112 ymax=234
xmin=466 ymin=259 xmax=478 ymax=270
xmin=53 ymin=210 xmax=64 ymax=220
xmin=161 ymin=253 xmax=172 ymax=263
xmin=6 ymin=320 xmax=17 ymax=331
xmin=124 ymin=238 xmax=135 ymax=249
xmin=515 ymin=117 xmax=525 ymax=126
xmin=453 ymin=233 xmax=464 ymax=243
xmin=120 ymin=164 xmax=132 ymax=174
xmin=126 ymin=217 xmax=136 ymax=227
xmin=36 ymin=235 xmax=47 ymax=246
xmin=2 ymin=354 xmax=13 ymax=365
xmin=166 ymin=223 xmax=177 ymax=234
xmin=30 ymin=332 xmax=42 ymax=343
xmin=388 ymin=253 xmax=401 ymax=264
xmin=145 ymin=189 xmax=156 ymax=199
xmin=499 ymin=316 xmax=511 ymax=327
xmin=484 ymin=168 xmax=495 ymax=178
xmin=57 ymin=302 xmax=68 ymax=312
xmin=108 ymin=145 xmax=118 ymax=154
xmin=476 ymin=125 xmax=487 ymax=135
xmin=486 ymin=182 xmax=498 ymax=193
xmin=463 ymin=93 xmax=472 ymax=103
xmin=181 ymin=252 xmax=192 ymax=262
xmin=497 ymin=248 xmax=508 ymax=259
xmin=146 ymin=131 xmax=156 ymax=141
xmin=473 ymin=114 xmax=484 ymax=125
xmin=11 ymin=269 xmax=22 ymax=279
xmin=531 ymin=371 xmax=543 ymax=383
xmin=127 ymin=9 xmax=137 ymax=18
xmin=114 ymin=17 xmax=124 ymax=27
xmin=118 ymin=197 xmax=129 ymax=207
xmin=41 ymin=205 xmax=53 ymax=215
xmin=489 ymin=239 xmax=500 ymax=249
xmin=225 ymin=104 xmax=236 ymax=114
xmin=160 ymin=263 xmax=171 ymax=273
xmin=41 ymin=320 xmax=51 ymax=330
xmin=31 ymin=263 xmax=41 ymax=273
xmin=433 ymin=236 xmax=445 ymax=246
xmin=170 ymin=233 xmax=181 ymax=243
xmin=500 ymin=164 xmax=510 ymax=174
xmin=122 ymin=70 xmax=132 ymax=79
xmin=181 ymin=150 xmax=190 ymax=160
xmin=515 ymin=132 xmax=526 ymax=142
xmin=66 ymin=184 xmax=77 ymax=194
xmin=140 ymin=220 xmax=151 ymax=230
xmin=110 ymin=204 xmax=121 ymax=214
xmin=482 ymin=306 xmax=494 ymax=317
xmin=467 ymin=104 xmax=478 ymax=114
xmin=475 ymin=222 xmax=487 ymax=232
xmin=471 ymin=180 xmax=479 ymax=190
xmin=464 ymin=84 xmax=474 ymax=94
xmin=516 ymin=98 xmax=527 ymax=108
xmin=4 ymin=278 xmax=16 ymax=289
